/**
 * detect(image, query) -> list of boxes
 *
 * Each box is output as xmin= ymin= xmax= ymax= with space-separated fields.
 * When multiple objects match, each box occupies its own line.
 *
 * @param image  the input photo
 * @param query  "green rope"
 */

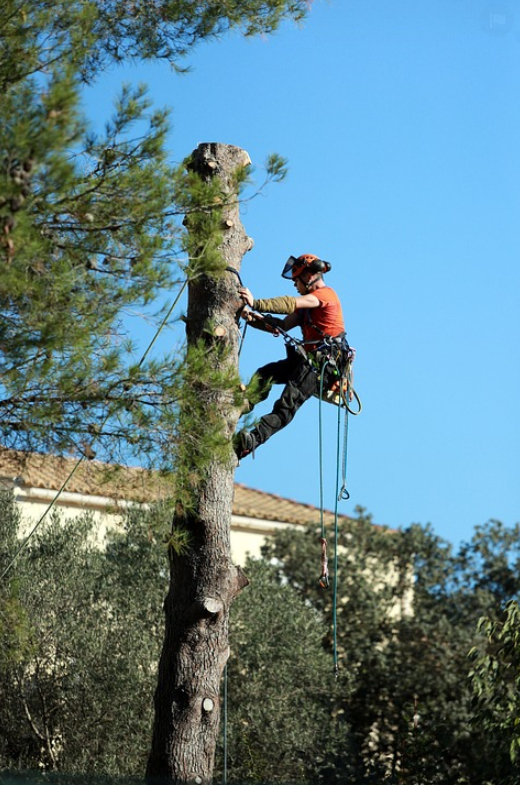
xmin=318 ymin=363 xmax=328 ymax=540
xmin=317 ymin=361 xmax=341 ymax=675
xmin=317 ymin=361 xmax=352 ymax=677
xmin=332 ymin=397 xmax=343 ymax=679
xmin=339 ymin=375 xmax=350 ymax=502
xmin=138 ymin=279 xmax=188 ymax=368
xmin=0 ymin=280 xmax=189 ymax=582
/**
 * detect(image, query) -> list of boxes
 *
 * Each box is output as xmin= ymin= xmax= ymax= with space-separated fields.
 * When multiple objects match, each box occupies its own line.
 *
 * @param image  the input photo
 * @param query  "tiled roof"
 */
xmin=0 ymin=448 xmax=350 ymax=527
xmin=0 ymin=447 xmax=169 ymax=503
xmin=233 ymin=483 xmax=350 ymax=527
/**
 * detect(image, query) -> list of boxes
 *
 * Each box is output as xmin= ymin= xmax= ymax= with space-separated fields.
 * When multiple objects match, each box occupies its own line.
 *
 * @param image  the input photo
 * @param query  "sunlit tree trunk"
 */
xmin=147 ymin=143 xmax=252 ymax=784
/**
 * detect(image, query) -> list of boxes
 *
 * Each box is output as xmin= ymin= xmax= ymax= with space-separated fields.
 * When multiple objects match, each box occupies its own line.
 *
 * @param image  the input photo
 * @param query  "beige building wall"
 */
xmin=7 ymin=479 xmax=298 ymax=564
xmin=0 ymin=448 xmax=352 ymax=565
xmin=0 ymin=448 xmax=413 ymax=620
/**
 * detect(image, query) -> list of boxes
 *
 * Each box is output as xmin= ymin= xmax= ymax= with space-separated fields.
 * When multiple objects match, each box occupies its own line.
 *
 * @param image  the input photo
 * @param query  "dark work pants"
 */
xmin=249 ymin=346 xmax=328 ymax=446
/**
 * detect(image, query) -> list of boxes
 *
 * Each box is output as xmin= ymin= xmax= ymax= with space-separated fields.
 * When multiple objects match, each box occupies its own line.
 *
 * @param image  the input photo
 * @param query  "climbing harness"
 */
xmin=244 ymin=309 xmax=362 ymax=413
xmin=310 ymin=336 xmax=361 ymax=415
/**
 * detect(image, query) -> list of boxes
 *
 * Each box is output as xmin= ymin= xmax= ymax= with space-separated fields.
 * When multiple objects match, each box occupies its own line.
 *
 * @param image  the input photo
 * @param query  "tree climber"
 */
xmin=234 ymin=253 xmax=347 ymax=460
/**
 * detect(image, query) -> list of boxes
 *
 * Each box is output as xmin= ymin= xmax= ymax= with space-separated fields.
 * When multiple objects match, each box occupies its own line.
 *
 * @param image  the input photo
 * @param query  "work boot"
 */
xmin=233 ymin=430 xmax=257 ymax=460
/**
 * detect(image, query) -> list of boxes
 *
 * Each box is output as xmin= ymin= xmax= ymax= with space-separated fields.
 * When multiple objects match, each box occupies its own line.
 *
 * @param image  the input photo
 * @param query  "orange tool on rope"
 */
xmin=319 ymin=537 xmax=329 ymax=589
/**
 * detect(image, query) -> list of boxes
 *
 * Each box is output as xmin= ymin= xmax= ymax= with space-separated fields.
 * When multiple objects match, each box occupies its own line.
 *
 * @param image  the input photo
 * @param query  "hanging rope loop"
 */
xmin=339 ymin=484 xmax=350 ymax=502
xmin=338 ymin=382 xmax=350 ymax=501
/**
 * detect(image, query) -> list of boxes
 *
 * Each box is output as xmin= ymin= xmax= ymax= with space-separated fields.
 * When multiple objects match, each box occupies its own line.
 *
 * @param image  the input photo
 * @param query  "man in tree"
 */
xmin=234 ymin=253 xmax=348 ymax=458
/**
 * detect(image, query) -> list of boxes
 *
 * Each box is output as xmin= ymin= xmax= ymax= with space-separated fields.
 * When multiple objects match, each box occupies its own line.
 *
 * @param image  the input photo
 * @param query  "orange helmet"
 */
xmin=281 ymin=254 xmax=332 ymax=280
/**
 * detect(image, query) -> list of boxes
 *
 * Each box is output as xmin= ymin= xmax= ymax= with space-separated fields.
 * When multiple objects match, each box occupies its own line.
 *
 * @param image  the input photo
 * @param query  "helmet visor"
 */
xmin=281 ymin=256 xmax=301 ymax=279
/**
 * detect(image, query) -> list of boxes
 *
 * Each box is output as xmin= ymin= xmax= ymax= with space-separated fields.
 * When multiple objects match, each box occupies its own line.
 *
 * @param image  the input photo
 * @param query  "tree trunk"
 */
xmin=147 ymin=143 xmax=252 ymax=784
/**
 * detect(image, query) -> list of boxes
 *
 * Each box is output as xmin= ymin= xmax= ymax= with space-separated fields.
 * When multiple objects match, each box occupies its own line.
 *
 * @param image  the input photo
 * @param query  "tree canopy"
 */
xmin=1 ymin=0 xmax=309 ymax=89
xmin=2 ymin=496 xmax=520 ymax=784
xmin=0 ymin=0 xmax=299 ymax=465
xmin=263 ymin=511 xmax=520 ymax=783
xmin=0 ymin=494 xmax=346 ymax=780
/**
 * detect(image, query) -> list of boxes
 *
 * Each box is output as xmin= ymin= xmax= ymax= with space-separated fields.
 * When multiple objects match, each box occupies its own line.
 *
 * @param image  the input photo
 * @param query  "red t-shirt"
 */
xmin=300 ymin=286 xmax=345 ymax=348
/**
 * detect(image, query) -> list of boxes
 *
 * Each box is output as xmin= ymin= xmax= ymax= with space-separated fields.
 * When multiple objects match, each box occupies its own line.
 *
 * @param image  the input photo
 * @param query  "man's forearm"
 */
xmin=253 ymin=295 xmax=297 ymax=314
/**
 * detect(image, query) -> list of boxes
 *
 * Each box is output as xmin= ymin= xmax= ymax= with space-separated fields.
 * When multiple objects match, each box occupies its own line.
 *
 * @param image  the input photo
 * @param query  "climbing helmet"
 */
xmin=281 ymin=254 xmax=332 ymax=280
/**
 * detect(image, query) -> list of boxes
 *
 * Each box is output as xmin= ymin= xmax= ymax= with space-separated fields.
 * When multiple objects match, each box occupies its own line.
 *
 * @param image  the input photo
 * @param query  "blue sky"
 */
xmin=82 ymin=0 xmax=520 ymax=548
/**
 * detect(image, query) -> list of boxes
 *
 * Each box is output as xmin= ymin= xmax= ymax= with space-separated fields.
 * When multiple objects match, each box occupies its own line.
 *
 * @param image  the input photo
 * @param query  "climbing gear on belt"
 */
xmin=310 ymin=338 xmax=362 ymax=416
xmin=245 ymin=310 xmax=361 ymax=412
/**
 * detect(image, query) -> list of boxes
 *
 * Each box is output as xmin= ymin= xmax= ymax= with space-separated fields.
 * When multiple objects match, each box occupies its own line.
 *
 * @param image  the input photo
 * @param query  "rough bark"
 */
xmin=146 ymin=143 xmax=252 ymax=784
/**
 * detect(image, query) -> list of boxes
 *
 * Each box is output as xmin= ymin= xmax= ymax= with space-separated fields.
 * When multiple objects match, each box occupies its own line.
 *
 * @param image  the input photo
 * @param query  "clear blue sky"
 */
xmin=82 ymin=0 xmax=520 ymax=548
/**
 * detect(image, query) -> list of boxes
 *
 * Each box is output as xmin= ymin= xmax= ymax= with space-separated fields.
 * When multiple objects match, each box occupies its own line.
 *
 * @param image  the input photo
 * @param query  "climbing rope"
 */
xmin=224 ymin=265 xmax=248 ymax=358
xmin=238 ymin=320 xmax=248 ymax=358
xmin=0 ymin=279 xmax=189 ymax=582
xmin=332 ymin=391 xmax=343 ymax=679
xmin=0 ymin=457 xmax=86 ymax=582
xmin=338 ymin=405 xmax=350 ymax=502
xmin=317 ymin=357 xmax=355 ymax=678
xmin=338 ymin=364 xmax=352 ymax=502
xmin=318 ymin=362 xmax=330 ymax=589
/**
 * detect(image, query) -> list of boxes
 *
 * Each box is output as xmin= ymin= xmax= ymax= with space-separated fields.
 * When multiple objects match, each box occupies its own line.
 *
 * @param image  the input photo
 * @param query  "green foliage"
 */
xmin=4 ymin=489 xmax=520 ymax=783
xmin=469 ymin=600 xmax=520 ymax=784
xmin=166 ymin=524 xmax=192 ymax=555
xmin=265 ymin=152 xmax=289 ymax=183
xmin=0 ymin=1 xmax=96 ymax=93
xmin=178 ymin=163 xmax=230 ymax=279
xmin=0 ymin=496 xmax=168 ymax=774
xmin=0 ymin=49 xmax=186 ymax=460
xmin=220 ymin=558 xmax=353 ymax=784
xmin=0 ymin=0 xmax=300 ymax=469
xmin=171 ymin=337 xmax=242 ymax=514
xmin=85 ymin=0 xmax=309 ymax=76
xmin=0 ymin=494 xmax=33 ymax=672
xmin=0 ymin=497 xmax=350 ymax=781
xmin=0 ymin=0 xmax=309 ymax=90
xmin=0 ymin=584 xmax=34 ymax=674
xmin=455 ymin=520 xmax=520 ymax=611
xmin=264 ymin=512 xmax=520 ymax=784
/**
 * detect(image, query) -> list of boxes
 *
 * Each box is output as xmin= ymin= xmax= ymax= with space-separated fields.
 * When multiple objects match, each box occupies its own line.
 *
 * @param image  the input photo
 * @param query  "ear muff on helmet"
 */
xmin=281 ymin=254 xmax=332 ymax=280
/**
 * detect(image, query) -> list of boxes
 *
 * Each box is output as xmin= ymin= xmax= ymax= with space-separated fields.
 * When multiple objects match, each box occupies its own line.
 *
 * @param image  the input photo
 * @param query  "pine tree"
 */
xmin=146 ymin=142 xmax=252 ymax=784
xmin=0 ymin=66 xmax=184 ymax=460
xmin=1 ymin=3 xmax=306 ymax=781
xmin=0 ymin=0 xmax=305 ymax=463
